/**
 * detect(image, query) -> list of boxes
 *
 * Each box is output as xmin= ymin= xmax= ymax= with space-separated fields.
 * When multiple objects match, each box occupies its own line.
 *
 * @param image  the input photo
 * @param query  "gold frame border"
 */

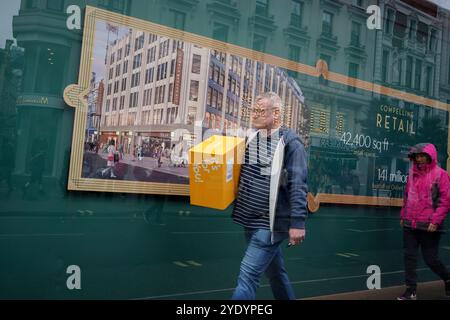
xmin=317 ymin=194 xmax=403 ymax=207
xmin=64 ymin=6 xmax=450 ymax=205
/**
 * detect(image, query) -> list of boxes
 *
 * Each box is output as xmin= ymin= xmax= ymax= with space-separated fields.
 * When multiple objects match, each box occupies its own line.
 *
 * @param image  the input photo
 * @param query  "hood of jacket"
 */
xmin=278 ymin=126 xmax=302 ymax=146
xmin=408 ymin=143 xmax=438 ymax=176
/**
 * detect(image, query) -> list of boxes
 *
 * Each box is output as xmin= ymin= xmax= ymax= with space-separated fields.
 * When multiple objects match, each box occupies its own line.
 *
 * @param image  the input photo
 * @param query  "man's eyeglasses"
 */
xmin=249 ymin=107 xmax=275 ymax=118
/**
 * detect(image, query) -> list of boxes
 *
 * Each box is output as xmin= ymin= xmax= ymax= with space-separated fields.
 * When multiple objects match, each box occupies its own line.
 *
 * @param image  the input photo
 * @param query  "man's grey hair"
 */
xmin=254 ymin=92 xmax=283 ymax=110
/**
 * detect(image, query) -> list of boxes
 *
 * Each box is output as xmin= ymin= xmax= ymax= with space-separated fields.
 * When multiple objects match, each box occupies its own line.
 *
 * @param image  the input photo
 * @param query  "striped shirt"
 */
xmin=232 ymin=129 xmax=281 ymax=229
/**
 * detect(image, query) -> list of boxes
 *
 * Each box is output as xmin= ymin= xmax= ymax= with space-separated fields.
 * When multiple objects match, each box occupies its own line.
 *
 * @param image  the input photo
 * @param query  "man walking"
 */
xmin=231 ymin=92 xmax=308 ymax=300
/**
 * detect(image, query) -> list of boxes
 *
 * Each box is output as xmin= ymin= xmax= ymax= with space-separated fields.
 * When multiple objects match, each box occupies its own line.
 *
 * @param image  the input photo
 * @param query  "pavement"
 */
xmin=304 ymin=280 xmax=450 ymax=300
xmin=82 ymin=151 xmax=189 ymax=184
xmin=1 ymin=200 xmax=449 ymax=299
xmin=94 ymin=150 xmax=189 ymax=178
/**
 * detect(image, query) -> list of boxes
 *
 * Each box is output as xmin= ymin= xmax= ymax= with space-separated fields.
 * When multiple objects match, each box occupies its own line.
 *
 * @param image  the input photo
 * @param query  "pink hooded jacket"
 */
xmin=400 ymin=143 xmax=450 ymax=230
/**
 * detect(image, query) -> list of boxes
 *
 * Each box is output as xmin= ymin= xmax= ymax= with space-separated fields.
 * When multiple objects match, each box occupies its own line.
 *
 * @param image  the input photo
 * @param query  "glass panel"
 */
xmin=1 ymin=0 xmax=450 ymax=301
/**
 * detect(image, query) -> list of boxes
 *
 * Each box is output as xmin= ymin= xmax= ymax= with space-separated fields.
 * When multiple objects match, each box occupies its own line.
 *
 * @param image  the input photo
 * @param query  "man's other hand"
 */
xmin=288 ymin=228 xmax=305 ymax=246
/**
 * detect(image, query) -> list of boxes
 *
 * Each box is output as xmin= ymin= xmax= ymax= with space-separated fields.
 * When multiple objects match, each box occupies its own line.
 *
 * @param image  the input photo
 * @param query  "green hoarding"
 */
xmin=0 ymin=0 xmax=450 ymax=300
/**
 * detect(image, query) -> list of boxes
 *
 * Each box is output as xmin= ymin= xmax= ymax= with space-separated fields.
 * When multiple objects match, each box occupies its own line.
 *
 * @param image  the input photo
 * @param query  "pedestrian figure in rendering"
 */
xmin=119 ymin=143 xmax=124 ymax=160
xmin=132 ymin=144 xmax=137 ymax=161
xmin=138 ymin=145 xmax=143 ymax=161
xmin=398 ymin=143 xmax=450 ymax=300
xmin=157 ymin=145 xmax=163 ymax=168
xmin=107 ymin=139 xmax=117 ymax=178
xmin=231 ymin=92 xmax=308 ymax=300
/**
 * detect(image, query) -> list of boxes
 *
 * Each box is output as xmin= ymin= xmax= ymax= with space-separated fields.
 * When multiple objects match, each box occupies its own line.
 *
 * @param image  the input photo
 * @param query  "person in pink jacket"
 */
xmin=398 ymin=143 xmax=450 ymax=300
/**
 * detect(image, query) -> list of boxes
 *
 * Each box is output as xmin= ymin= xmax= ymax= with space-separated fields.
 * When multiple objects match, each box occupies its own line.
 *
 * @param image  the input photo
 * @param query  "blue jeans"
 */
xmin=231 ymin=228 xmax=295 ymax=300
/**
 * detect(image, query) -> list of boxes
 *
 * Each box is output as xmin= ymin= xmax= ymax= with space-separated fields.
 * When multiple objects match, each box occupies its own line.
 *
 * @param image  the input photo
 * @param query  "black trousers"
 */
xmin=403 ymin=227 xmax=449 ymax=289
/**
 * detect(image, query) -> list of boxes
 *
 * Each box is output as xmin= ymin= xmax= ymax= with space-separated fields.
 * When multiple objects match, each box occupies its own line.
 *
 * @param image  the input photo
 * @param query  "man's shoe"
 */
xmin=445 ymin=280 xmax=450 ymax=296
xmin=397 ymin=287 xmax=417 ymax=300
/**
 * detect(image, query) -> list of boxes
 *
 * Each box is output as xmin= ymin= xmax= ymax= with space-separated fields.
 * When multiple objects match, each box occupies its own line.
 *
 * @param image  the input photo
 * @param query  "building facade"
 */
xmin=99 ymin=29 xmax=305 ymax=153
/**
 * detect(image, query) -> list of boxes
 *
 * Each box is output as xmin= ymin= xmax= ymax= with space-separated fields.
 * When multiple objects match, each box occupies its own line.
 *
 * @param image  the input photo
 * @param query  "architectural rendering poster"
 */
xmin=64 ymin=6 xmax=309 ymax=197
